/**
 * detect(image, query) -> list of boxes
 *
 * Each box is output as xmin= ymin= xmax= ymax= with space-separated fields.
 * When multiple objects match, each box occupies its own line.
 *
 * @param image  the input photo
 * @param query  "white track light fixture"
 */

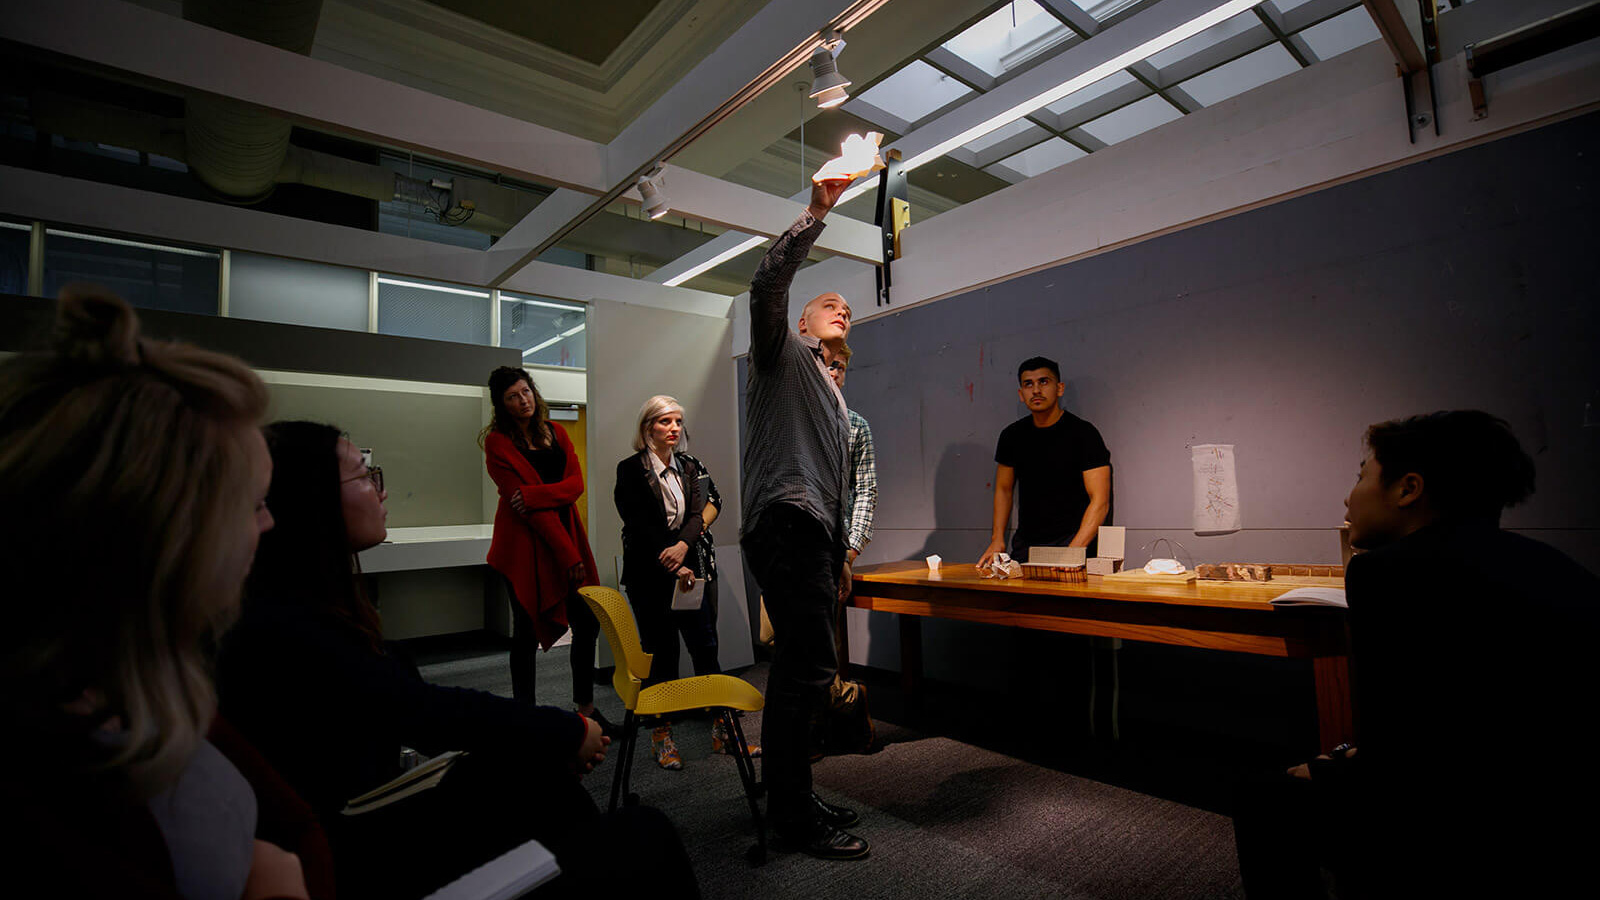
xmin=637 ymin=166 xmax=669 ymax=220
xmin=808 ymin=31 xmax=850 ymax=109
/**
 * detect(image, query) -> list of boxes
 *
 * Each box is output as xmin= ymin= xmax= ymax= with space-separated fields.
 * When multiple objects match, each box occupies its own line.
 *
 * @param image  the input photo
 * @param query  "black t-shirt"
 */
xmin=994 ymin=410 xmax=1110 ymax=552
xmin=519 ymin=443 xmax=566 ymax=484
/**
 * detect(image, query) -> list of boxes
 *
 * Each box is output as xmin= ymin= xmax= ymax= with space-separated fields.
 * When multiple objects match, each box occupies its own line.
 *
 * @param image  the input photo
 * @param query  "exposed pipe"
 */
xmin=181 ymin=0 xmax=324 ymax=202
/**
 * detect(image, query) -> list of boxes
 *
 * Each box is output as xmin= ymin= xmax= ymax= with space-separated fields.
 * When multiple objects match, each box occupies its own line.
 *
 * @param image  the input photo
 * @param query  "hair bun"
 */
xmin=54 ymin=285 xmax=142 ymax=365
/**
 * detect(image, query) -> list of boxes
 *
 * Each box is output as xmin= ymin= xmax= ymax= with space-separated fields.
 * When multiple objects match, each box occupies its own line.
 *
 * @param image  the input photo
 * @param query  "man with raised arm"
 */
xmin=978 ymin=356 xmax=1112 ymax=567
xmin=740 ymin=173 xmax=869 ymax=860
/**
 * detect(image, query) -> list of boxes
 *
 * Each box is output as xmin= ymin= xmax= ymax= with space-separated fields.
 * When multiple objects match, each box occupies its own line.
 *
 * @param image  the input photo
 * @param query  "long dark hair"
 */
xmin=247 ymin=420 xmax=384 ymax=652
xmin=479 ymin=365 xmax=551 ymax=450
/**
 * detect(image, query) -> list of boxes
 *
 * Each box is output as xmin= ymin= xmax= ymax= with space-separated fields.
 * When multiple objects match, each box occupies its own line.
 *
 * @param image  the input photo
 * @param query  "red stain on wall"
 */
xmin=965 ymin=380 xmax=974 ymax=402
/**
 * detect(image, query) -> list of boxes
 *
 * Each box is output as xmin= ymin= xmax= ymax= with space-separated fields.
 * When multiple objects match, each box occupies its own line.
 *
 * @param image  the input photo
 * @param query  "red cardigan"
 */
xmin=484 ymin=425 xmax=599 ymax=650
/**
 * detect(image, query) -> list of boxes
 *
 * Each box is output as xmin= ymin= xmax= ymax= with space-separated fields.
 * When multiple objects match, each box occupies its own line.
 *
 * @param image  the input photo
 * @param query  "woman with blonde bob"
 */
xmin=614 ymin=394 xmax=752 ymax=769
xmin=0 ymin=290 xmax=307 ymax=898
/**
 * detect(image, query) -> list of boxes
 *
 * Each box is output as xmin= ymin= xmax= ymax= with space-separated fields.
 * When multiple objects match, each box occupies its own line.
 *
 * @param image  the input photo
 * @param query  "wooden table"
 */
xmin=849 ymin=560 xmax=1352 ymax=749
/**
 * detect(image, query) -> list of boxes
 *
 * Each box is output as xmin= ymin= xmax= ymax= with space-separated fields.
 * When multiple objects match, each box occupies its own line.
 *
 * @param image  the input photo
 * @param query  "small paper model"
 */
xmin=813 ymin=132 xmax=886 ymax=184
xmin=1086 ymin=557 xmax=1123 ymax=575
xmin=978 ymin=552 xmax=1022 ymax=579
xmin=1097 ymin=526 xmax=1126 ymax=560
xmin=926 ymin=554 xmax=942 ymax=573
xmin=1143 ymin=558 xmax=1186 ymax=575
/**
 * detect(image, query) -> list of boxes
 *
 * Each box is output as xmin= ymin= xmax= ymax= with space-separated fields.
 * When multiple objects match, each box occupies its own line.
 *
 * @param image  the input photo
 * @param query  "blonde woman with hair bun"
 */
xmin=0 ymin=288 xmax=309 ymax=898
xmin=614 ymin=394 xmax=754 ymax=770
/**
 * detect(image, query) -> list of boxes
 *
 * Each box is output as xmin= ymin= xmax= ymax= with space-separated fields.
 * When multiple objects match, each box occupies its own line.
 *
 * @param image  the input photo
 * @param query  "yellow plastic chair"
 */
xmin=578 ymin=585 xmax=769 ymax=863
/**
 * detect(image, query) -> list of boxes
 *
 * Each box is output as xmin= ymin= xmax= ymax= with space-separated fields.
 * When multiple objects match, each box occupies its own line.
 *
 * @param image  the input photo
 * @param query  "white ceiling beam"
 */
xmin=1360 ymin=0 xmax=1428 ymax=72
xmin=1 ymin=0 xmax=610 ymax=191
xmin=0 ymin=164 xmax=729 ymax=317
xmin=482 ymin=0 xmax=895 ymax=285
xmin=650 ymin=0 xmax=1258 ymax=285
xmin=854 ymin=0 xmax=1265 ymax=184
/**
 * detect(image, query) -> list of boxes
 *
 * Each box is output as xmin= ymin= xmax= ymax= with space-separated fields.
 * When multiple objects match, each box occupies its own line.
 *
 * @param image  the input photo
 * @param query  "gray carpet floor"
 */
xmin=417 ymin=642 xmax=1246 ymax=900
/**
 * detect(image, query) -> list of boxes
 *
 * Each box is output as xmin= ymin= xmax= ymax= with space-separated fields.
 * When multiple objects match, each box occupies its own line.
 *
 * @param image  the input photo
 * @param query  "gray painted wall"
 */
xmin=742 ymin=111 xmax=1600 ymax=683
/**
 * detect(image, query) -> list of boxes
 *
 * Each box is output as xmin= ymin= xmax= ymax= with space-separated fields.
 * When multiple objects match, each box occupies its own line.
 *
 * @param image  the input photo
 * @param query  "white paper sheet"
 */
xmin=1192 ymin=443 xmax=1241 ymax=533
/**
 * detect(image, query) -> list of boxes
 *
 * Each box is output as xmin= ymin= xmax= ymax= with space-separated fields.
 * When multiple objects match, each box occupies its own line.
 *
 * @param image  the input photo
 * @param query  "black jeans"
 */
xmin=507 ymin=581 xmax=600 ymax=706
xmin=742 ymin=504 xmax=843 ymax=827
xmin=626 ymin=573 xmax=721 ymax=692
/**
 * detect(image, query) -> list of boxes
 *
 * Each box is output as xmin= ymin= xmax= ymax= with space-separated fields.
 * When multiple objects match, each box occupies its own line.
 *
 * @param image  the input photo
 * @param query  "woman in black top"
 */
xmin=614 ymin=395 xmax=753 ymax=770
xmin=221 ymin=421 xmax=696 ymax=900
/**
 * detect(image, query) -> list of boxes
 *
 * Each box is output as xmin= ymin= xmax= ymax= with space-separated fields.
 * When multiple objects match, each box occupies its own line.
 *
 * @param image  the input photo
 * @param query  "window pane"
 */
xmin=1179 ymin=44 xmax=1301 ymax=106
xmin=1297 ymin=8 xmax=1382 ymax=61
xmin=942 ymin=0 xmax=1075 ymax=78
xmin=1077 ymin=94 xmax=1183 ymax=146
xmin=0 ymin=221 xmax=29 ymax=296
xmin=1044 ymin=70 xmax=1139 ymax=117
xmin=43 ymin=230 xmax=218 ymax=315
xmin=501 ymin=294 xmax=586 ymax=369
xmin=376 ymin=276 xmax=490 ymax=345
xmin=1147 ymin=10 xmax=1259 ymax=70
xmin=962 ymin=118 xmax=1049 ymax=155
xmin=230 ymin=252 xmax=369 ymax=331
xmin=986 ymin=137 xmax=1087 ymax=179
xmin=853 ymin=60 xmax=974 ymax=125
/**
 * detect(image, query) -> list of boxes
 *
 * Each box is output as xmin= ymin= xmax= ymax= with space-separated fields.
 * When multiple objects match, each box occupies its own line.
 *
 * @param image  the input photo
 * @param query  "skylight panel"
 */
xmin=1043 ymin=69 xmax=1139 ymax=117
xmin=986 ymin=137 xmax=1087 ymax=179
xmin=1267 ymin=0 xmax=1323 ymax=13
xmin=1178 ymin=43 xmax=1301 ymax=106
xmin=1077 ymin=94 xmax=1183 ymax=145
xmin=961 ymin=118 xmax=1048 ymax=155
xmin=942 ymin=0 xmax=1073 ymax=78
xmin=1297 ymin=7 xmax=1382 ymax=61
xmin=1069 ymin=0 xmax=1144 ymax=21
xmin=855 ymin=59 xmax=975 ymax=126
xmin=1146 ymin=9 xmax=1259 ymax=70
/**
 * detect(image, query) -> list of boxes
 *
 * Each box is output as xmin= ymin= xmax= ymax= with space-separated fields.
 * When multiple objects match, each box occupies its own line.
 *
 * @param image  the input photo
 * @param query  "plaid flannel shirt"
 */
xmin=845 ymin=408 xmax=877 ymax=554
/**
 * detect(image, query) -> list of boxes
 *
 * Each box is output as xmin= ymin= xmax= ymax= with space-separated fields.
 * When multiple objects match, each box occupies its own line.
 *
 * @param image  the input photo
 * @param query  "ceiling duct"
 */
xmin=181 ymin=0 xmax=323 ymax=202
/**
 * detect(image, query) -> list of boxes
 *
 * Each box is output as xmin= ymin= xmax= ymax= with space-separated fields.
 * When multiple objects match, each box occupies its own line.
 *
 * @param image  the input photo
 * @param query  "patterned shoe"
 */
xmin=651 ymin=725 xmax=683 ymax=770
xmin=711 ymin=714 xmax=762 ymax=758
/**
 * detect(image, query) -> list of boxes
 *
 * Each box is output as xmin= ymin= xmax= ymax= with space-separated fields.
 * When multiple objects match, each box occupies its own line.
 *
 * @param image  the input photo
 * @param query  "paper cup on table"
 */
xmin=926 ymin=554 xmax=941 ymax=573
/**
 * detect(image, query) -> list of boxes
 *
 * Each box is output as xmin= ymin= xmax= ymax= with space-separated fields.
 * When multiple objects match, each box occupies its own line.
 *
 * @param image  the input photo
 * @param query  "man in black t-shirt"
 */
xmin=978 ymin=357 xmax=1111 ymax=565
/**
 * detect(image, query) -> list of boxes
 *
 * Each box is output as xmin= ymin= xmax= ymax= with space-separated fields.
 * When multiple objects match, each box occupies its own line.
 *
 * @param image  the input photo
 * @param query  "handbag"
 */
xmin=810 ymin=674 xmax=875 ymax=759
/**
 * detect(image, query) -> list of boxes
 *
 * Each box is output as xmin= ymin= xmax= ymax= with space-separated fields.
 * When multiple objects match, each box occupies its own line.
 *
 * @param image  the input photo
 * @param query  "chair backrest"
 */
xmin=577 ymin=586 xmax=653 ymax=711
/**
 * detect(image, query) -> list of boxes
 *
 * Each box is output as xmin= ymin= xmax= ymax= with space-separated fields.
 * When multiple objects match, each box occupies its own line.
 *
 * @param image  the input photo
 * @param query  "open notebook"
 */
xmin=1269 ymin=587 xmax=1348 ymax=608
xmin=422 ymin=839 xmax=560 ymax=900
xmin=342 ymin=750 xmax=466 ymax=815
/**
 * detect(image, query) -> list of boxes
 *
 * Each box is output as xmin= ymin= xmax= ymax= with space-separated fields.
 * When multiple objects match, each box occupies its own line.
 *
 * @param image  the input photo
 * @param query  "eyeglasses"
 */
xmin=341 ymin=465 xmax=384 ymax=494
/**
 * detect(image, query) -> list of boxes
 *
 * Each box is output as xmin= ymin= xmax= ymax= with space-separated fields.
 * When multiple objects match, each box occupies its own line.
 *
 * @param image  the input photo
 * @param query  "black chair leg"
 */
xmin=610 ymin=710 xmax=637 ymax=813
xmin=727 ymin=709 xmax=767 ymax=865
xmin=620 ymin=714 xmax=641 ymax=808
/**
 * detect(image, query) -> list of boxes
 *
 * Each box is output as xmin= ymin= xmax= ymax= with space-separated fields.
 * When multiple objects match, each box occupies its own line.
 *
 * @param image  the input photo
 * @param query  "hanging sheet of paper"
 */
xmin=672 ymin=577 xmax=706 ymax=610
xmin=1192 ymin=443 xmax=1241 ymax=533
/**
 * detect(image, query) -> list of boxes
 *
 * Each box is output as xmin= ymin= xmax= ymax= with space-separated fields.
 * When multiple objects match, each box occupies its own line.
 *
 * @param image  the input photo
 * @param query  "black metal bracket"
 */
xmin=873 ymin=148 xmax=907 ymax=307
xmin=1464 ymin=1 xmax=1600 ymax=120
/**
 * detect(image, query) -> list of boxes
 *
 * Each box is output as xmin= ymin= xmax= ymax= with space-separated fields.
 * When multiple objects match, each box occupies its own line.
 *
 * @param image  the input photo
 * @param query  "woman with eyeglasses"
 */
xmin=614 ymin=395 xmax=755 ymax=770
xmin=480 ymin=365 xmax=616 ymax=735
xmin=218 ymin=420 xmax=696 ymax=900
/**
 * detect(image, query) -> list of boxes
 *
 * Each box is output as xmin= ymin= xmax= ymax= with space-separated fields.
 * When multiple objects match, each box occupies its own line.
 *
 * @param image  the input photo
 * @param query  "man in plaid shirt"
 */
xmin=829 ymin=345 xmax=876 ymax=592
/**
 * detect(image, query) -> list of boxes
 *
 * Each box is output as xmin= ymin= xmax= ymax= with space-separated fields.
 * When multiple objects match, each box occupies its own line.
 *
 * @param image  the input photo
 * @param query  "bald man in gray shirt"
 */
xmin=740 ymin=176 xmax=868 ymax=860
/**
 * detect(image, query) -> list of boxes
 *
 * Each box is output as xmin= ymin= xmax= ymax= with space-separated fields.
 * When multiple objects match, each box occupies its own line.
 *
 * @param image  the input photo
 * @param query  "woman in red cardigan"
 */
xmin=482 ymin=366 xmax=615 ymax=734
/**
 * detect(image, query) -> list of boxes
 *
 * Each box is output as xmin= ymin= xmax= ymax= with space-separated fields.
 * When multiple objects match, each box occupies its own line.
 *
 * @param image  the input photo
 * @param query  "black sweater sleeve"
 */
xmin=219 ymin=602 xmax=583 ymax=812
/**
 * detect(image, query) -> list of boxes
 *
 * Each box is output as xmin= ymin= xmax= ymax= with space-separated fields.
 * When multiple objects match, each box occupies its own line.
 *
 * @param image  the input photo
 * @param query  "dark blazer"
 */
xmin=614 ymin=449 xmax=713 ymax=588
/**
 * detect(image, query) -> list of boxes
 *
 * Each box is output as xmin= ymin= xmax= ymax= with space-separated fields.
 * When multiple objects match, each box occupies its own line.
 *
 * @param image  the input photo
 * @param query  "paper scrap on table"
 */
xmin=813 ymin=132 xmax=885 ymax=183
xmin=1192 ymin=443 xmax=1241 ymax=533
